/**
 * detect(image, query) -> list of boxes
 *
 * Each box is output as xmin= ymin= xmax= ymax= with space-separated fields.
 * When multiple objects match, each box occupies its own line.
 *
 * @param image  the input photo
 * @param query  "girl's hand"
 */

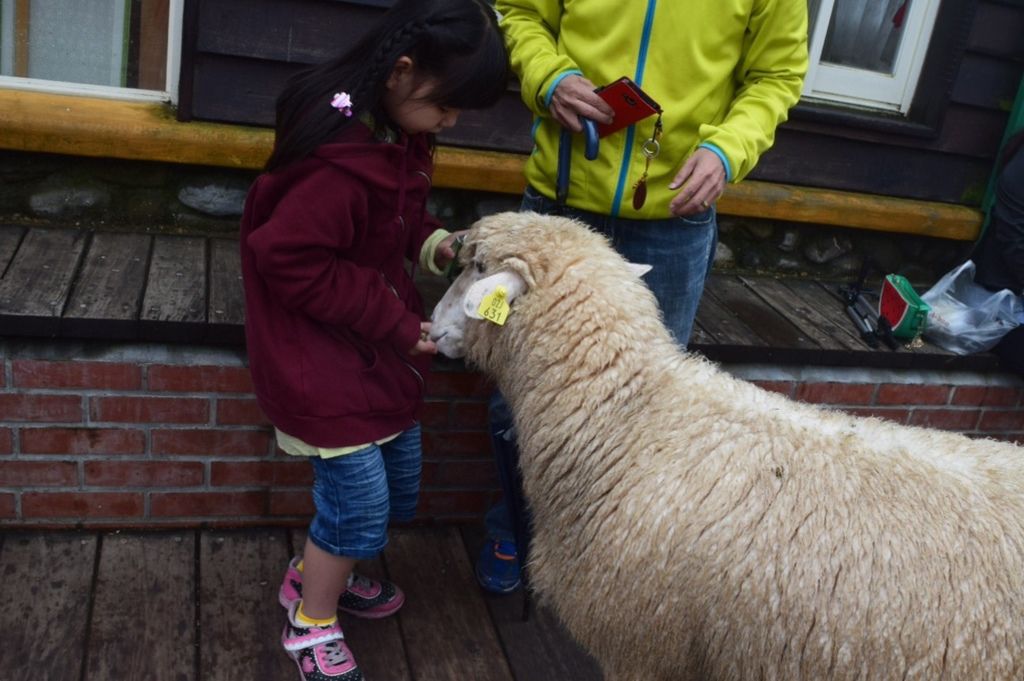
xmin=435 ymin=230 xmax=468 ymax=271
xmin=410 ymin=321 xmax=438 ymax=356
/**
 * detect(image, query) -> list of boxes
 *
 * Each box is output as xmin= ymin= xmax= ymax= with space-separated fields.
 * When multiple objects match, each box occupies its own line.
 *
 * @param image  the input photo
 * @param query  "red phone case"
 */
xmin=594 ymin=77 xmax=662 ymax=138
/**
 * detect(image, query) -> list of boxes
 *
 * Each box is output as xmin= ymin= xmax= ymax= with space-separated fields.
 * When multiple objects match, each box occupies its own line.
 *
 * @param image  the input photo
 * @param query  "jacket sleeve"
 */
xmin=698 ymin=0 xmax=808 ymax=182
xmin=495 ymin=0 xmax=580 ymax=116
xmin=246 ymin=168 xmax=422 ymax=353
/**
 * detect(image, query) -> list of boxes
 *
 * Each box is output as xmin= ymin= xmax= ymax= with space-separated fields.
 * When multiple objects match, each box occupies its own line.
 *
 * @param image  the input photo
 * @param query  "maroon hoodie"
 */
xmin=240 ymin=122 xmax=441 ymax=447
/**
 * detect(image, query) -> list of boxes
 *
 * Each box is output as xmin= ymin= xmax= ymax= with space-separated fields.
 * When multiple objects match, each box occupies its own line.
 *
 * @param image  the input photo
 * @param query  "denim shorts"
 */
xmin=521 ymin=186 xmax=717 ymax=346
xmin=307 ymin=424 xmax=422 ymax=559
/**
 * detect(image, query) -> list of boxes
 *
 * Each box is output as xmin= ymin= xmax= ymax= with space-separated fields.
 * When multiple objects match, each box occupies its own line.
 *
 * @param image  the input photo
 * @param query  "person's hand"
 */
xmin=434 ymin=230 xmax=467 ymax=271
xmin=410 ymin=321 xmax=438 ymax=356
xmin=549 ymin=74 xmax=614 ymax=132
xmin=668 ymin=147 xmax=726 ymax=217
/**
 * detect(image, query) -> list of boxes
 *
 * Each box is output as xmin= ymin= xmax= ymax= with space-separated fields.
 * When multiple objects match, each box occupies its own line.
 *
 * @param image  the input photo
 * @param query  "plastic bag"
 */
xmin=921 ymin=260 xmax=1023 ymax=355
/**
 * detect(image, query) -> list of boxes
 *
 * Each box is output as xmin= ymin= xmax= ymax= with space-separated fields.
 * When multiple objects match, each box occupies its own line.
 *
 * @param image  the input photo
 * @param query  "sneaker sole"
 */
xmin=280 ymin=586 xmax=406 ymax=619
xmin=475 ymin=565 xmax=522 ymax=594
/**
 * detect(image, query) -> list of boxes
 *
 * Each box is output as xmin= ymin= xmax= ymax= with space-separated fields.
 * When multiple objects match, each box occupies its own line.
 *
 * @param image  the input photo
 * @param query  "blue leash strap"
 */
xmin=555 ymin=118 xmax=599 ymax=208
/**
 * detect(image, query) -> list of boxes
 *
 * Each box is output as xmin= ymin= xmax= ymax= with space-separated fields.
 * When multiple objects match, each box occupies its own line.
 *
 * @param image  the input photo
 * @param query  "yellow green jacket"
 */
xmin=495 ymin=0 xmax=808 ymax=219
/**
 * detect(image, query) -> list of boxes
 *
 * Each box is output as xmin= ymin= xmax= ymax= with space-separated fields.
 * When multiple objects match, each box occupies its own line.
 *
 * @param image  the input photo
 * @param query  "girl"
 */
xmin=239 ymin=1 xmax=509 ymax=679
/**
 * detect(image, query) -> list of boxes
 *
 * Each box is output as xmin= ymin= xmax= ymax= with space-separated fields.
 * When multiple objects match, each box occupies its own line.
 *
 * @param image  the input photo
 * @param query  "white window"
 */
xmin=803 ymin=0 xmax=941 ymax=114
xmin=0 ymin=0 xmax=182 ymax=103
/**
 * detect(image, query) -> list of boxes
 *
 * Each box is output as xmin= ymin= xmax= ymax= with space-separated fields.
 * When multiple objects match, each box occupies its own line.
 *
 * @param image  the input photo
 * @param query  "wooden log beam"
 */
xmin=0 ymin=90 xmax=983 ymax=240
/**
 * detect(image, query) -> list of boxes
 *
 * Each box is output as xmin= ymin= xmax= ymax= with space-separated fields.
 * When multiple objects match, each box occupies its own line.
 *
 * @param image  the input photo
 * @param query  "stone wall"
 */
xmin=0 ymin=149 xmax=973 ymax=287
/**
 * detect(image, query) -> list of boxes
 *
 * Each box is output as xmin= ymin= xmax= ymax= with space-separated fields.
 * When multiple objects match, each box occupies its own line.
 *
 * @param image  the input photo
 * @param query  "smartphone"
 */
xmin=594 ymin=76 xmax=662 ymax=138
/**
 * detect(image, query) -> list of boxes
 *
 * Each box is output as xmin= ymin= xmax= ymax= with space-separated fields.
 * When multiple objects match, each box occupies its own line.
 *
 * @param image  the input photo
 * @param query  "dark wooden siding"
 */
xmin=756 ymin=0 xmax=1024 ymax=204
xmin=179 ymin=0 xmax=532 ymax=152
xmin=180 ymin=0 xmax=1022 ymax=205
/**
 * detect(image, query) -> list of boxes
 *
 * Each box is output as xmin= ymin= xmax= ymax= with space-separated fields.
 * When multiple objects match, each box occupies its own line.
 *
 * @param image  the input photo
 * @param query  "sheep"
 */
xmin=429 ymin=210 xmax=1024 ymax=681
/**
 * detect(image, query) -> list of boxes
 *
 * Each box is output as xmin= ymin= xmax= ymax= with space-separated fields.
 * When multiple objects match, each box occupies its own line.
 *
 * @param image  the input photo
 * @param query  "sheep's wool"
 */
xmin=431 ymin=211 xmax=1024 ymax=681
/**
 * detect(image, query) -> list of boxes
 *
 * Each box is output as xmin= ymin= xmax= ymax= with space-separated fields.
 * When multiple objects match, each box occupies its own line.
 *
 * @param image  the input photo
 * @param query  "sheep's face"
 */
xmin=430 ymin=243 xmax=527 ymax=359
xmin=430 ymin=210 xmax=656 ymax=361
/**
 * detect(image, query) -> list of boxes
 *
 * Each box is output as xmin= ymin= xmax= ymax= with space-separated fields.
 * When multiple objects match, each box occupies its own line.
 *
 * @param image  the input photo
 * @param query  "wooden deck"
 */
xmin=0 ymin=223 xmax=999 ymax=371
xmin=0 ymin=525 xmax=602 ymax=681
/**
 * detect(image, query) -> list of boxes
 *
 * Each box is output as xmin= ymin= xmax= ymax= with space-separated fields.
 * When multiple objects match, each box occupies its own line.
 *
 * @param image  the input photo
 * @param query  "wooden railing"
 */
xmin=0 ymin=90 xmax=983 ymax=241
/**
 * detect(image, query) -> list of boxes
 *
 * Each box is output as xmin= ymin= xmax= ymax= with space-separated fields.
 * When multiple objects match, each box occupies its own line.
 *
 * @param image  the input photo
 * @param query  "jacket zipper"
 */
xmin=380 ymin=271 xmax=425 ymax=388
xmin=611 ymin=0 xmax=659 ymax=217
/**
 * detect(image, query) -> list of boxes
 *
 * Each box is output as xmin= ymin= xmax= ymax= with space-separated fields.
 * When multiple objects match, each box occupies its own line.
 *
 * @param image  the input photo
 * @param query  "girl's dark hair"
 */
xmin=265 ymin=0 xmax=509 ymax=172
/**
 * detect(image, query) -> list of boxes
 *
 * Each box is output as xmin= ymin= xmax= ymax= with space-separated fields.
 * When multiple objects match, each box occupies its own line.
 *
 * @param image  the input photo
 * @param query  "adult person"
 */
xmin=973 ymin=130 xmax=1024 ymax=377
xmin=476 ymin=0 xmax=809 ymax=593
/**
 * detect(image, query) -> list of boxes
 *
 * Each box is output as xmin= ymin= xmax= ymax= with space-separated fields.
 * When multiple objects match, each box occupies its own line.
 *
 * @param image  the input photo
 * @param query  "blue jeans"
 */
xmin=308 ymin=424 xmax=422 ymax=559
xmin=483 ymin=190 xmax=718 ymax=543
xmin=520 ymin=185 xmax=717 ymax=346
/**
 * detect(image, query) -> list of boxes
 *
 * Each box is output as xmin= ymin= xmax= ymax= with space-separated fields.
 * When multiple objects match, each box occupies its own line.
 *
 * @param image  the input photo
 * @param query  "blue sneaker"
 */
xmin=475 ymin=538 xmax=521 ymax=594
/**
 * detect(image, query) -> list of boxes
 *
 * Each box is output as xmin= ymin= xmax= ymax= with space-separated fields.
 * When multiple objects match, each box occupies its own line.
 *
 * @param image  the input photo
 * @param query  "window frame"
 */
xmin=802 ymin=0 xmax=942 ymax=114
xmin=792 ymin=0 xmax=979 ymax=138
xmin=0 ymin=0 xmax=183 ymax=103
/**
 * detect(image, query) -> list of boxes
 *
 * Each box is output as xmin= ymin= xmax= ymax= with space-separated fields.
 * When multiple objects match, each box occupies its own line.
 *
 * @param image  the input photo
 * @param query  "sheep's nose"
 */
xmin=430 ymin=330 xmax=447 ymax=342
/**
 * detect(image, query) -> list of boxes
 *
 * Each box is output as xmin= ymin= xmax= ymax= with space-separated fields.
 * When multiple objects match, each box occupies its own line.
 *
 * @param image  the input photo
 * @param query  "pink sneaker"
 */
xmin=279 ymin=556 xmax=405 ymax=619
xmin=281 ymin=601 xmax=361 ymax=681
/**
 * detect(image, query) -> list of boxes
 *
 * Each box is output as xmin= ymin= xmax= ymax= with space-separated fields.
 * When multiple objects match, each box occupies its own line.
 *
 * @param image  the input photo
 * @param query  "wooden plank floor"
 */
xmin=0 ymin=526 xmax=603 ymax=681
xmin=0 ymin=223 xmax=999 ymax=371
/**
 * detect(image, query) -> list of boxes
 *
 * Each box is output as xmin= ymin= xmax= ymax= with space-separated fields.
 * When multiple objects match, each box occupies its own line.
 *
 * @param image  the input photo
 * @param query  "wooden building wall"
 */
xmin=179 ymin=0 xmax=1023 ymax=206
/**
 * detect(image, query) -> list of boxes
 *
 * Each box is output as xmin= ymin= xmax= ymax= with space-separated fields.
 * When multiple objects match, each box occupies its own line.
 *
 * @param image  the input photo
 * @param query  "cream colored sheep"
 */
xmin=430 ymin=211 xmax=1024 ymax=681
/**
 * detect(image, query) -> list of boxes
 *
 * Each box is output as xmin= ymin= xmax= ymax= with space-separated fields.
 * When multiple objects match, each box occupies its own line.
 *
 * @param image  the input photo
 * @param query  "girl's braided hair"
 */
xmin=266 ymin=0 xmax=509 ymax=172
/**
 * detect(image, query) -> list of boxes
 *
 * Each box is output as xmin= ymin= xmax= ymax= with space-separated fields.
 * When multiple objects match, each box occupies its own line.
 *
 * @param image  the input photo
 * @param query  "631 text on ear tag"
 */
xmin=477 ymin=285 xmax=511 ymax=325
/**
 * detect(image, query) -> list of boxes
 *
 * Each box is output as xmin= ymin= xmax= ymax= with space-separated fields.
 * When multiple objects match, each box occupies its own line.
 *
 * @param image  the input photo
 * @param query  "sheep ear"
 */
xmin=628 ymin=263 xmax=653 ymax=278
xmin=463 ymin=270 xmax=527 ymax=320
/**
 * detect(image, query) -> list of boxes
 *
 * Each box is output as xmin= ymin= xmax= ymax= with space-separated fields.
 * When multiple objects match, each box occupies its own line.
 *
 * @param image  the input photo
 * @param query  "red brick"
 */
xmin=794 ymin=382 xmax=875 ymax=406
xmin=425 ymin=370 xmax=494 ymax=399
xmin=420 ymin=461 xmax=440 ymax=486
xmin=0 ymin=428 xmax=11 ymax=455
xmin=876 ymin=384 xmax=950 ymax=406
xmin=419 ymin=401 xmax=450 ymax=429
xmin=84 ymin=461 xmax=204 ymax=487
xmin=977 ymin=410 xmax=1024 ymax=432
xmin=421 ymin=430 xmax=493 ymax=459
xmin=0 ymin=494 xmax=14 ymax=518
xmin=753 ymin=380 xmax=796 ymax=397
xmin=216 ymin=399 xmax=270 ymax=426
xmin=12 ymin=360 xmax=142 ymax=390
xmin=0 ymin=395 xmax=83 ymax=422
xmin=90 ymin=396 xmax=209 ymax=424
xmin=148 ymin=365 xmax=253 ymax=393
xmin=952 ymin=386 xmax=1022 ymax=408
xmin=151 ymin=491 xmax=266 ymax=517
xmin=908 ymin=409 xmax=980 ymax=431
xmin=151 ymin=429 xmax=272 ymax=456
xmin=0 ymin=461 xmax=77 ymax=486
xmin=418 ymin=490 xmax=490 ymax=516
xmin=210 ymin=461 xmax=312 ymax=487
xmin=20 ymin=427 xmax=146 ymax=455
xmin=22 ymin=492 xmax=143 ymax=518
xmin=839 ymin=407 xmax=910 ymax=425
xmin=268 ymin=490 xmax=314 ymax=516
xmin=436 ymin=460 xmax=499 ymax=487
xmin=451 ymin=401 xmax=489 ymax=429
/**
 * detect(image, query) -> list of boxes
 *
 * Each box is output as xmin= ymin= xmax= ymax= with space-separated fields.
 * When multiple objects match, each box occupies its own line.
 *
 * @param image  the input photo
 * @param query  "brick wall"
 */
xmin=0 ymin=342 xmax=1021 ymax=528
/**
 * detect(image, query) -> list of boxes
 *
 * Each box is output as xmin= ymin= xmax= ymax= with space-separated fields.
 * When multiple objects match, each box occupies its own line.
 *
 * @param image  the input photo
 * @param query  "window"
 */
xmin=803 ymin=0 xmax=941 ymax=114
xmin=0 ymin=0 xmax=182 ymax=102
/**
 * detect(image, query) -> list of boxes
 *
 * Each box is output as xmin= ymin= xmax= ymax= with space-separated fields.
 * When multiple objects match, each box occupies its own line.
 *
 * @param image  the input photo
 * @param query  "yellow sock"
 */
xmin=296 ymin=601 xmax=337 ymax=627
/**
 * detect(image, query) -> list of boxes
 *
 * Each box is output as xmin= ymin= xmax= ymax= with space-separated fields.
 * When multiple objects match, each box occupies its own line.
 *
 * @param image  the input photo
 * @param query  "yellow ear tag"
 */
xmin=477 ymin=285 xmax=511 ymax=326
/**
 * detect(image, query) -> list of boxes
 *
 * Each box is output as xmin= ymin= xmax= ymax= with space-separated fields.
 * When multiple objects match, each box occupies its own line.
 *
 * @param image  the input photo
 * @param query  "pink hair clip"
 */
xmin=330 ymin=92 xmax=354 ymax=117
